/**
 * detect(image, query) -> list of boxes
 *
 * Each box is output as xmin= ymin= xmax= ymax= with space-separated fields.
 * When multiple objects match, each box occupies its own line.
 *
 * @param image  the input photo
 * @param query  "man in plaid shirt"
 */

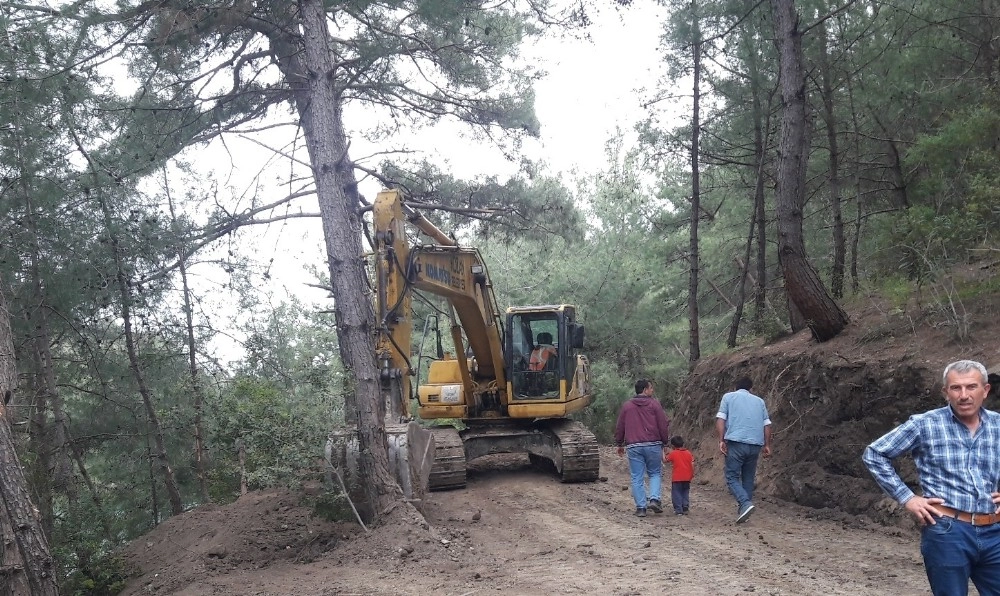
xmin=863 ymin=360 xmax=1000 ymax=596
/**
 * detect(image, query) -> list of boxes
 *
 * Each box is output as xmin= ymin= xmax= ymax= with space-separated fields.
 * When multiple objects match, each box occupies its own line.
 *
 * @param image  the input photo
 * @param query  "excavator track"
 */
xmin=428 ymin=427 xmax=467 ymax=491
xmin=542 ymin=419 xmax=600 ymax=483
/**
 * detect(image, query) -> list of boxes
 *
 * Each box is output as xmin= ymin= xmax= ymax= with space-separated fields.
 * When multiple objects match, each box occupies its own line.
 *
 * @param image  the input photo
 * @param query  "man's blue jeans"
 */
xmin=626 ymin=444 xmax=663 ymax=508
xmin=921 ymin=515 xmax=1000 ymax=595
xmin=724 ymin=440 xmax=761 ymax=509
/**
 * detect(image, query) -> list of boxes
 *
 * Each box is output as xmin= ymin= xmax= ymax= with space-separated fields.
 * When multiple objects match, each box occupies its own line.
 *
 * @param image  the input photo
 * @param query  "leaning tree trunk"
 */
xmin=99 ymin=197 xmax=185 ymax=516
xmin=272 ymin=0 xmax=402 ymax=523
xmin=770 ymin=0 xmax=848 ymax=342
xmin=0 ymin=285 xmax=59 ymax=595
xmin=110 ymin=231 xmax=185 ymax=517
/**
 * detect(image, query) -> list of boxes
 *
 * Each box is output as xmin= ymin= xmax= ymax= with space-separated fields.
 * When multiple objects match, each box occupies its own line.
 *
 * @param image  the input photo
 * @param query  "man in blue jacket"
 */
xmin=615 ymin=379 xmax=671 ymax=517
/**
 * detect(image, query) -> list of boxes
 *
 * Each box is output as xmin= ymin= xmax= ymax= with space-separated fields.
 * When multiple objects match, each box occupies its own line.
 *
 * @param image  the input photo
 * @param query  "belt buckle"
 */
xmin=970 ymin=513 xmax=996 ymax=526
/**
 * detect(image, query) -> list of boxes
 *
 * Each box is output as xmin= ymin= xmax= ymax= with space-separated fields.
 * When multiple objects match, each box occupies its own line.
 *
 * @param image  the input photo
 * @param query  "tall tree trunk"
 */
xmin=106 ymin=211 xmax=185 ymax=516
xmin=744 ymin=36 xmax=772 ymax=333
xmin=728 ymin=213 xmax=755 ymax=348
xmin=0 ymin=38 xmax=36 ymax=591
xmin=754 ymin=156 xmax=768 ymax=330
xmin=73 ymin=131 xmax=186 ymax=516
xmin=24 ymin=248 xmax=74 ymax=542
xmin=13 ymin=117 xmax=73 ymax=546
xmin=688 ymin=0 xmax=702 ymax=369
xmin=872 ymin=113 xmax=910 ymax=209
xmin=27 ymin=370 xmax=52 ymax=537
xmin=0 ymin=512 xmax=31 ymax=595
xmin=65 ymin=431 xmax=114 ymax=541
xmin=271 ymin=0 xmax=401 ymax=522
xmin=165 ymin=175 xmax=211 ymax=504
xmin=818 ymin=20 xmax=845 ymax=299
xmin=145 ymin=435 xmax=161 ymax=525
xmin=0 ymin=285 xmax=59 ymax=596
xmin=770 ymin=0 xmax=849 ymax=341
xmin=179 ymin=247 xmax=210 ymax=503
xmin=846 ymin=71 xmax=863 ymax=295
xmin=726 ymin=19 xmax=773 ymax=345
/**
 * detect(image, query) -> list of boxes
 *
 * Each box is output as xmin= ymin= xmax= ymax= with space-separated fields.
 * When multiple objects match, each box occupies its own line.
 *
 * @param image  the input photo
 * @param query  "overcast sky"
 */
xmin=527 ymin=5 xmax=667 ymax=175
xmin=269 ymin=6 xmax=662 ymax=287
xmin=180 ymin=5 xmax=670 ymax=356
xmin=369 ymin=4 xmax=669 ymax=191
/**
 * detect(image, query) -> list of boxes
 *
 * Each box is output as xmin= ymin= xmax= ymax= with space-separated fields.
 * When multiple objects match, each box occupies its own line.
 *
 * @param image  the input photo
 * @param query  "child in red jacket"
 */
xmin=664 ymin=435 xmax=695 ymax=515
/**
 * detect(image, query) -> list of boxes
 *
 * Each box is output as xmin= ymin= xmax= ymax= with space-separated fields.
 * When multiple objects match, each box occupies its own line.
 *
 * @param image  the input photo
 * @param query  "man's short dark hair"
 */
xmin=735 ymin=376 xmax=753 ymax=391
xmin=670 ymin=436 xmax=684 ymax=448
xmin=635 ymin=379 xmax=651 ymax=394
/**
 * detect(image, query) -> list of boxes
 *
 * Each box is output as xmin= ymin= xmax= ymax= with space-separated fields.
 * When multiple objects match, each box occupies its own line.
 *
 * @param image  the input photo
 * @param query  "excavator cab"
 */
xmin=506 ymin=305 xmax=589 ymax=405
xmin=511 ymin=315 xmax=560 ymax=397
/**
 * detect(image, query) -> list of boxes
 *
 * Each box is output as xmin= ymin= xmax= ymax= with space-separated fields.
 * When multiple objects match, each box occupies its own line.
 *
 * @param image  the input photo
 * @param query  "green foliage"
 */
xmin=905 ymin=106 xmax=1000 ymax=221
xmin=206 ymin=298 xmax=344 ymax=498
xmin=573 ymin=360 xmax=635 ymax=444
xmin=883 ymin=205 xmax=988 ymax=279
xmin=378 ymin=160 xmax=585 ymax=244
xmin=955 ymin=275 xmax=1000 ymax=301
xmin=308 ymin=491 xmax=357 ymax=523
xmin=52 ymin=496 xmax=129 ymax=595
xmin=878 ymin=276 xmax=914 ymax=310
xmin=209 ymin=376 xmax=333 ymax=496
xmin=59 ymin=552 xmax=129 ymax=596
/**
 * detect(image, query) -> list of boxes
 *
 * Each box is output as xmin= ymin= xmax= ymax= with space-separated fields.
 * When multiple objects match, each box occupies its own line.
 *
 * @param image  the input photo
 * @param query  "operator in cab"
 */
xmin=529 ymin=332 xmax=557 ymax=371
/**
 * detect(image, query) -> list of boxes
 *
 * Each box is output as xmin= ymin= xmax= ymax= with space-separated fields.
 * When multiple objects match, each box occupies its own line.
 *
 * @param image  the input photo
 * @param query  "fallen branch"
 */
xmin=324 ymin=451 xmax=368 ymax=533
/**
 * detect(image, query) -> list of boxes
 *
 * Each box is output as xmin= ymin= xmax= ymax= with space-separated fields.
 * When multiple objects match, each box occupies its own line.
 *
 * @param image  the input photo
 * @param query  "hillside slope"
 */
xmin=674 ymin=273 xmax=1000 ymax=529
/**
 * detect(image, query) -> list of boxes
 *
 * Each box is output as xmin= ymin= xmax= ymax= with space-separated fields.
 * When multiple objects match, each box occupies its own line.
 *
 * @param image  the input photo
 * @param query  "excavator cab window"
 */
xmin=509 ymin=313 xmax=562 ymax=399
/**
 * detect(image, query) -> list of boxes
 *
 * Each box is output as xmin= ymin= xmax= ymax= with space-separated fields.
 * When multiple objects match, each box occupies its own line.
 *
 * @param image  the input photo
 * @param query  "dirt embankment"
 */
xmin=674 ymin=289 xmax=1000 ymax=531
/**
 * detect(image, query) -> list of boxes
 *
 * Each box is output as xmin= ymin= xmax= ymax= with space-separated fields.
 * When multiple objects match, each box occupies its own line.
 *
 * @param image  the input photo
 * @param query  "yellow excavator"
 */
xmin=372 ymin=188 xmax=600 ymax=492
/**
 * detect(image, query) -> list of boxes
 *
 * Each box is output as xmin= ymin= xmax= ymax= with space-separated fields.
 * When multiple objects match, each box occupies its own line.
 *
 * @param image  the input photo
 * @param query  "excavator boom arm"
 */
xmin=373 ymin=189 xmax=507 ymax=418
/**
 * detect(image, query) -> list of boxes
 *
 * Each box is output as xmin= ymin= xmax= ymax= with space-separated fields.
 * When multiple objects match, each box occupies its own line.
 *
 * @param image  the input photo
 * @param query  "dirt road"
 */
xmin=125 ymin=446 xmax=937 ymax=595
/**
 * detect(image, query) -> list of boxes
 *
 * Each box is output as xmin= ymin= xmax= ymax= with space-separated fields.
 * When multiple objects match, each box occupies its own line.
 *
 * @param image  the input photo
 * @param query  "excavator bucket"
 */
xmin=386 ymin=422 xmax=435 ymax=506
xmin=326 ymin=422 xmax=435 ymax=517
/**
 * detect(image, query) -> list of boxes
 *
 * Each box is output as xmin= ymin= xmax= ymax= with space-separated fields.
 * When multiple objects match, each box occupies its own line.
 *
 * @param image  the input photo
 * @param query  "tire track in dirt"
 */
xmin=125 ymin=449 xmax=938 ymax=595
xmin=589 ymin=449 xmax=930 ymax=595
xmin=437 ymin=449 xmax=933 ymax=595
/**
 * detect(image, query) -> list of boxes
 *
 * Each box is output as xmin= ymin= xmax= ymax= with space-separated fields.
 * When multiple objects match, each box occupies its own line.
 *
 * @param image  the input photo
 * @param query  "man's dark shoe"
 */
xmin=634 ymin=507 xmax=647 ymax=517
xmin=736 ymin=503 xmax=755 ymax=524
xmin=648 ymin=499 xmax=663 ymax=513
